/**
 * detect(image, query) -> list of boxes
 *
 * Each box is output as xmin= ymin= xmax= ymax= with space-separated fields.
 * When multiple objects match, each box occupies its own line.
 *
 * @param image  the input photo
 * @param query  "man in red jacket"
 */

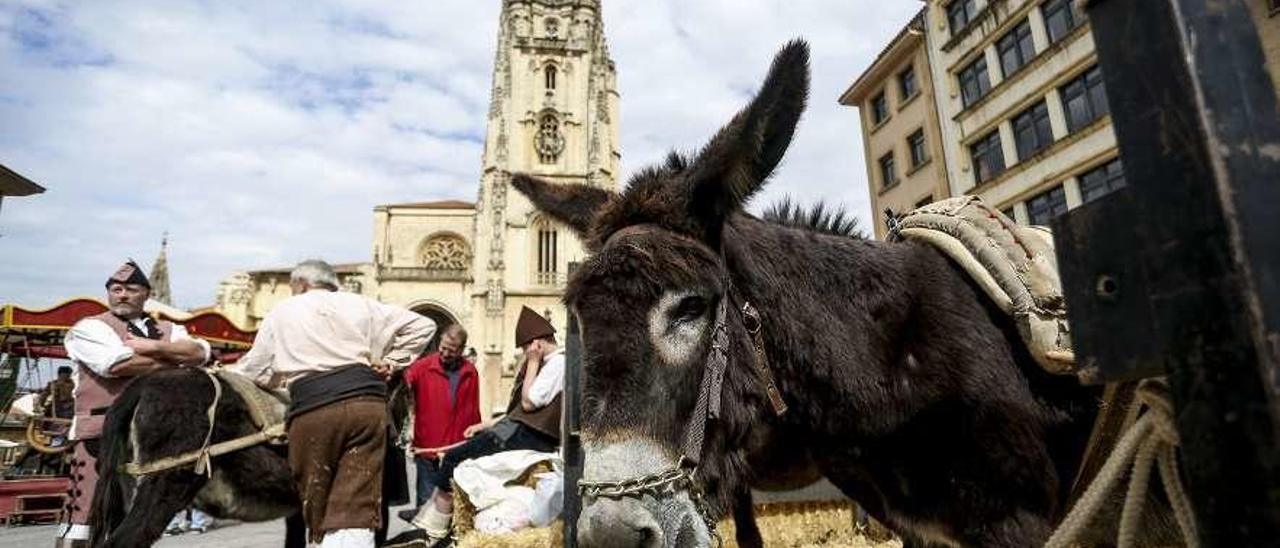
xmin=400 ymin=324 xmax=480 ymax=522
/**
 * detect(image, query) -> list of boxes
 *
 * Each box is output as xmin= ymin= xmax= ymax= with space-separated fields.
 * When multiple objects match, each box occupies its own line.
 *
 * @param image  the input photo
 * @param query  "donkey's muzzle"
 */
xmin=578 ymin=497 xmax=663 ymax=548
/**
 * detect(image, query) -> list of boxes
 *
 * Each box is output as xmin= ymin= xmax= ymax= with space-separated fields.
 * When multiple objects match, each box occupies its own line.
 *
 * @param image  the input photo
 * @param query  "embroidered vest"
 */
xmin=71 ymin=312 xmax=173 ymax=440
xmin=505 ymin=361 xmax=563 ymax=442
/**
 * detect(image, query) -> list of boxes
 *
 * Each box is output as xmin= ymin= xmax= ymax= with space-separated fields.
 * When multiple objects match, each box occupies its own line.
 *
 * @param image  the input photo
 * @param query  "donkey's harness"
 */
xmin=123 ymin=368 xmax=288 ymax=477
xmin=576 ymin=225 xmax=789 ymax=542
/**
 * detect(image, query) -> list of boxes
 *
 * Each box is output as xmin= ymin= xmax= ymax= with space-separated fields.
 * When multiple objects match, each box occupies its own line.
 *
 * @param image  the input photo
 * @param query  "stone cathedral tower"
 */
xmin=214 ymin=0 xmax=618 ymax=415
xmin=470 ymin=0 xmax=619 ymax=410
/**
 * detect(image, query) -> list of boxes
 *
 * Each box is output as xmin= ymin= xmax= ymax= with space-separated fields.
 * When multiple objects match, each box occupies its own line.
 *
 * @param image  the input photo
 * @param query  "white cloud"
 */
xmin=0 ymin=0 xmax=918 ymax=309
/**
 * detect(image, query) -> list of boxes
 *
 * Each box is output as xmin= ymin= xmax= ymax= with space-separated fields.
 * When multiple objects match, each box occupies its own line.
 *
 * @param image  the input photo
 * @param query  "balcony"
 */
xmin=376 ymin=266 xmax=469 ymax=283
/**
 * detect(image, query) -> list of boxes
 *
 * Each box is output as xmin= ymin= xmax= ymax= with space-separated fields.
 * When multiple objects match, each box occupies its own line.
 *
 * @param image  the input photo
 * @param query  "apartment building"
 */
xmin=918 ymin=0 xmax=1127 ymax=226
xmin=840 ymin=9 xmax=952 ymax=239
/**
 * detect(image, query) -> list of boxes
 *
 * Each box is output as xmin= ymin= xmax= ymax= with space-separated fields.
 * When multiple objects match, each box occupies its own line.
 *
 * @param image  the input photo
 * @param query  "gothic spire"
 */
xmin=150 ymin=232 xmax=172 ymax=305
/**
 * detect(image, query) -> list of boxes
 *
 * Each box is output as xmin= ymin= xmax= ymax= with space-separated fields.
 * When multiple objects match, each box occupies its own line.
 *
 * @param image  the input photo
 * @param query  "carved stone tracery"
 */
xmin=419 ymin=234 xmax=471 ymax=271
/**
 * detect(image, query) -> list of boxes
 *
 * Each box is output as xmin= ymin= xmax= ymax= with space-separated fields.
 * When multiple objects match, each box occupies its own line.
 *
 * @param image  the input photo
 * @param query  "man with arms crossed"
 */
xmin=57 ymin=260 xmax=211 ymax=547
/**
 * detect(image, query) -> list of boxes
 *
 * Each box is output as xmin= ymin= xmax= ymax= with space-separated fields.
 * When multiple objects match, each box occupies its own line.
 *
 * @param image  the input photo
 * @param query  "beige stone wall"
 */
xmin=923 ymin=0 xmax=1118 ymax=224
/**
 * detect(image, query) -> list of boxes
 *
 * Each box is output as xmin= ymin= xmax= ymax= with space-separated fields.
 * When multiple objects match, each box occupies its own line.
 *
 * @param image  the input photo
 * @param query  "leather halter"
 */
xmin=577 ymin=224 xmax=788 ymax=540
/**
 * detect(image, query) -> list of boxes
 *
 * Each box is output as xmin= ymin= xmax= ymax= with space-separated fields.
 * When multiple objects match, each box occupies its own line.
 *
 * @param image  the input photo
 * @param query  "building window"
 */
xmin=997 ymin=20 xmax=1037 ymax=78
xmin=899 ymin=66 xmax=918 ymax=100
xmin=545 ymin=65 xmax=557 ymax=90
xmin=1043 ymin=0 xmax=1081 ymax=44
xmin=1079 ymin=158 xmax=1127 ymax=203
xmin=908 ymin=129 xmax=928 ymax=168
xmin=419 ymin=234 xmax=471 ymax=272
xmin=536 ymin=224 xmax=559 ymax=284
xmin=871 ymin=93 xmax=889 ymax=125
xmin=959 ymin=56 xmax=992 ymax=108
xmin=1013 ymin=101 xmax=1055 ymax=160
xmin=1001 ymin=206 xmax=1016 ymax=222
xmin=969 ymin=129 xmax=1006 ymax=184
xmin=1027 ymin=185 xmax=1069 ymax=225
xmin=947 ymin=0 xmax=980 ymax=35
xmin=1271 ymin=0 xmax=1280 ymax=14
xmin=536 ymin=113 xmax=565 ymax=163
xmin=879 ymin=152 xmax=897 ymax=189
xmin=1061 ymin=66 xmax=1110 ymax=132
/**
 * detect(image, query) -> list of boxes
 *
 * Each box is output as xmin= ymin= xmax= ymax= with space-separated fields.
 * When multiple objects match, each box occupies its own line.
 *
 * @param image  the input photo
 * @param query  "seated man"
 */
xmin=391 ymin=306 xmax=564 ymax=546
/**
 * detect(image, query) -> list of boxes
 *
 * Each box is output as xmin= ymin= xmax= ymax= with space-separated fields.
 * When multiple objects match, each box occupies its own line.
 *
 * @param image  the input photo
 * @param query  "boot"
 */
xmin=410 ymin=503 xmax=452 ymax=541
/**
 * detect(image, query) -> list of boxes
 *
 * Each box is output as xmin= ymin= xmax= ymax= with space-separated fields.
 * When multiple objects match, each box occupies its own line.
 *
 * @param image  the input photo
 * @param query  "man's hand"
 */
xmin=524 ymin=340 xmax=546 ymax=365
xmin=122 ymin=335 xmax=162 ymax=356
xmin=463 ymin=420 xmax=491 ymax=439
xmin=370 ymin=361 xmax=393 ymax=382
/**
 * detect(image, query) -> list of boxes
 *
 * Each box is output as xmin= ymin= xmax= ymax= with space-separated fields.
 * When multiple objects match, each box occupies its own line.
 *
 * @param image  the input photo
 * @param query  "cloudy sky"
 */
xmin=0 ymin=1 xmax=919 ymax=309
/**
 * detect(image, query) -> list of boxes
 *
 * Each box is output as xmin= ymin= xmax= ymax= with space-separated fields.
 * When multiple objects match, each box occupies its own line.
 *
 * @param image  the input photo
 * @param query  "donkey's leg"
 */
xmin=284 ymin=512 xmax=306 ymax=548
xmin=102 ymin=472 xmax=202 ymax=548
xmin=959 ymin=509 xmax=1052 ymax=548
xmin=731 ymin=488 xmax=763 ymax=548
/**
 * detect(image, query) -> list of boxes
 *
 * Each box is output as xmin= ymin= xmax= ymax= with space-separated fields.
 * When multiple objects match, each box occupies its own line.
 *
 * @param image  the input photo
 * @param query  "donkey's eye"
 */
xmin=671 ymin=295 xmax=708 ymax=322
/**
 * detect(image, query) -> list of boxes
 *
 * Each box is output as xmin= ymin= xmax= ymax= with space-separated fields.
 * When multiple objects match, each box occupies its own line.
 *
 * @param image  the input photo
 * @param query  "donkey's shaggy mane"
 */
xmin=761 ymin=197 xmax=865 ymax=239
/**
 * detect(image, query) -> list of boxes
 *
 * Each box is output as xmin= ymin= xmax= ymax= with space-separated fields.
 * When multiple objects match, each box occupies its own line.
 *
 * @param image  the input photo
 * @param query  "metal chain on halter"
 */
xmin=578 ymin=456 xmax=723 ymax=545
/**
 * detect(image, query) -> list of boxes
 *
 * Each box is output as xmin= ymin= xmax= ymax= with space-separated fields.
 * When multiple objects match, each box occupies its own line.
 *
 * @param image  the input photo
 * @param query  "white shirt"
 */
xmin=64 ymin=317 xmax=212 ymax=377
xmin=227 ymin=289 xmax=436 ymax=388
xmin=527 ymin=348 xmax=565 ymax=408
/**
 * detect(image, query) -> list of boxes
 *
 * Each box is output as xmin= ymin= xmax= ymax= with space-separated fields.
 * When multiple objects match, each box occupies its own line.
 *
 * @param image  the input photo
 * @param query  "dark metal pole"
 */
xmin=1058 ymin=0 xmax=1280 ymax=544
xmin=562 ymin=262 xmax=583 ymax=547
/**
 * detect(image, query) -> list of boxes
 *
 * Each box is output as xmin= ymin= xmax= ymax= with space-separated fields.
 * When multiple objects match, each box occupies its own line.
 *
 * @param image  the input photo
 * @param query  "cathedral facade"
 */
xmin=215 ymin=0 xmax=620 ymax=415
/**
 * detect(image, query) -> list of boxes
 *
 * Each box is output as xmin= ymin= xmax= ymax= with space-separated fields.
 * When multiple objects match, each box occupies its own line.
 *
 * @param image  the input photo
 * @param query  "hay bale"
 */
xmin=715 ymin=501 xmax=902 ymax=548
xmin=456 ymin=521 xmax=562 ymax=548
xmin=459 ymin=501 xmax=899 ymax=547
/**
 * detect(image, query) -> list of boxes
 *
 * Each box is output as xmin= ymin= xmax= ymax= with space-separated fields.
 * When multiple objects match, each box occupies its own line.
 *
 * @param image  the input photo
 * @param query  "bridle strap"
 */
xmin=681 ymin=297 xmax=731 ymax=464
xmin=738 ymin=299 xmax=788 ymax=416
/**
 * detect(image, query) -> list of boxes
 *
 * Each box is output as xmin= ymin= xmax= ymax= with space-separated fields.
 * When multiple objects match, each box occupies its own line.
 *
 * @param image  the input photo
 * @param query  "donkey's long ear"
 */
xmin=512 ymin=174 xmax=614 ymax=239
xmin=686 ymin=40 xmax=809 ymax=237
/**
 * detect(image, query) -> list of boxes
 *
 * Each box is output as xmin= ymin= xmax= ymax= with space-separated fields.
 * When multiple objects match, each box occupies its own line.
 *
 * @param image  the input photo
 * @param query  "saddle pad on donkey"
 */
xmin=214 ymin=369 xmax=288 ymax=430
xmin=893 ymin=196 xmax=1076 ymax=375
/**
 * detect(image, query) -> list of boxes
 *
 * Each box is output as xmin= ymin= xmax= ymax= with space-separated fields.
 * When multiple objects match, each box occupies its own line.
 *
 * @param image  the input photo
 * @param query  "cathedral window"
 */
xmin=535 ymin=220 xmax=559 ymax=285
xmin=545 ymin=65 xmax=557 ymax=90
xmin=536 ymin=113 xmax=565 ymax=163
xmin=545 ymin=18 xmax=559 ymax=38
xmin=419 ymin=233 xmax=470 ymax=273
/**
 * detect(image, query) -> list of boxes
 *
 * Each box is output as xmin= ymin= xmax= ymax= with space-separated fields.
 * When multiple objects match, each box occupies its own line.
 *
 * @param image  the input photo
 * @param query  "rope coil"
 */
xmin=1045 ymin=379 xmax=1200 ymax=548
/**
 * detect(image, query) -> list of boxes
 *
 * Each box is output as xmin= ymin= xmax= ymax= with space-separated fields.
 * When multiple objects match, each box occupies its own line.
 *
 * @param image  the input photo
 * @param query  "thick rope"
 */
xmin=124 ymin=422 xmax=287 ymax=476
xmin=1044 ymin=380 xmax=1201 ymax=548
xmin=120 ymin=366 xmax=290 ymax=476
xmin=192 ymin=368 xmax=221 ymax=477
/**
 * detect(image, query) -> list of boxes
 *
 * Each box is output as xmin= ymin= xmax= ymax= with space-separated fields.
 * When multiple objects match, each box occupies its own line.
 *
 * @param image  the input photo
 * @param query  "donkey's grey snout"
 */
xmin=577 ymin=498 xmax=663 ymax=548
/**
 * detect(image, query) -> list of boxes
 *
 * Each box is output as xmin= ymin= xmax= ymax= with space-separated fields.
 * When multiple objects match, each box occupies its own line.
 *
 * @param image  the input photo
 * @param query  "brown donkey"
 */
xmin=513 ymin=41 xmax=1109 ymax=547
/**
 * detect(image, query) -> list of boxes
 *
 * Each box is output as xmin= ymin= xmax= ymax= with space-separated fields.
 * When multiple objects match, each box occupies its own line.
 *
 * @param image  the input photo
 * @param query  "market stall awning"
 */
xmin=1 ymin=298 xmax=256 ymax=362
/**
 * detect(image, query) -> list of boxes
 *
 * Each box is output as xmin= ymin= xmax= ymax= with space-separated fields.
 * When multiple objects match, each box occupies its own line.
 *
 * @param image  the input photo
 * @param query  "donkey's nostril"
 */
xmin=578 ymin=498 xmax=665 ymax=548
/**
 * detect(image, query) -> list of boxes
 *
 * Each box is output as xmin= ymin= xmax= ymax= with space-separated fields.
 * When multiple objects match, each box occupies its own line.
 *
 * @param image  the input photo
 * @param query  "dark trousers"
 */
xmin=414 ymin=457 xmax=443 ymax=507
xmin=433 ymin=420 xmax=556 ymax=492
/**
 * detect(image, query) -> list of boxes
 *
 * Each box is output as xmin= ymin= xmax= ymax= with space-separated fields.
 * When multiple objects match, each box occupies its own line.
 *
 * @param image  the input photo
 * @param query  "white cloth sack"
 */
xmin=473 ymin=486 xmax=535 ymax=534
xmin=453 ymin=449 xmax=561 ymax=533
xmin=529 ymin=470 xmax=564 ymax=527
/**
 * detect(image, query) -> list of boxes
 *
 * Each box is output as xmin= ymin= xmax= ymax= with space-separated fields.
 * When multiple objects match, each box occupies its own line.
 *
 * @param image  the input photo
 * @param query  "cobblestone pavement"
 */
xmin=0 ymin=471 xmax=846 ymax=546
xmin=3 ymin=514 xmax=416 ymax=548
xmin=1 ymin=464 xmax=418 ymax=548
